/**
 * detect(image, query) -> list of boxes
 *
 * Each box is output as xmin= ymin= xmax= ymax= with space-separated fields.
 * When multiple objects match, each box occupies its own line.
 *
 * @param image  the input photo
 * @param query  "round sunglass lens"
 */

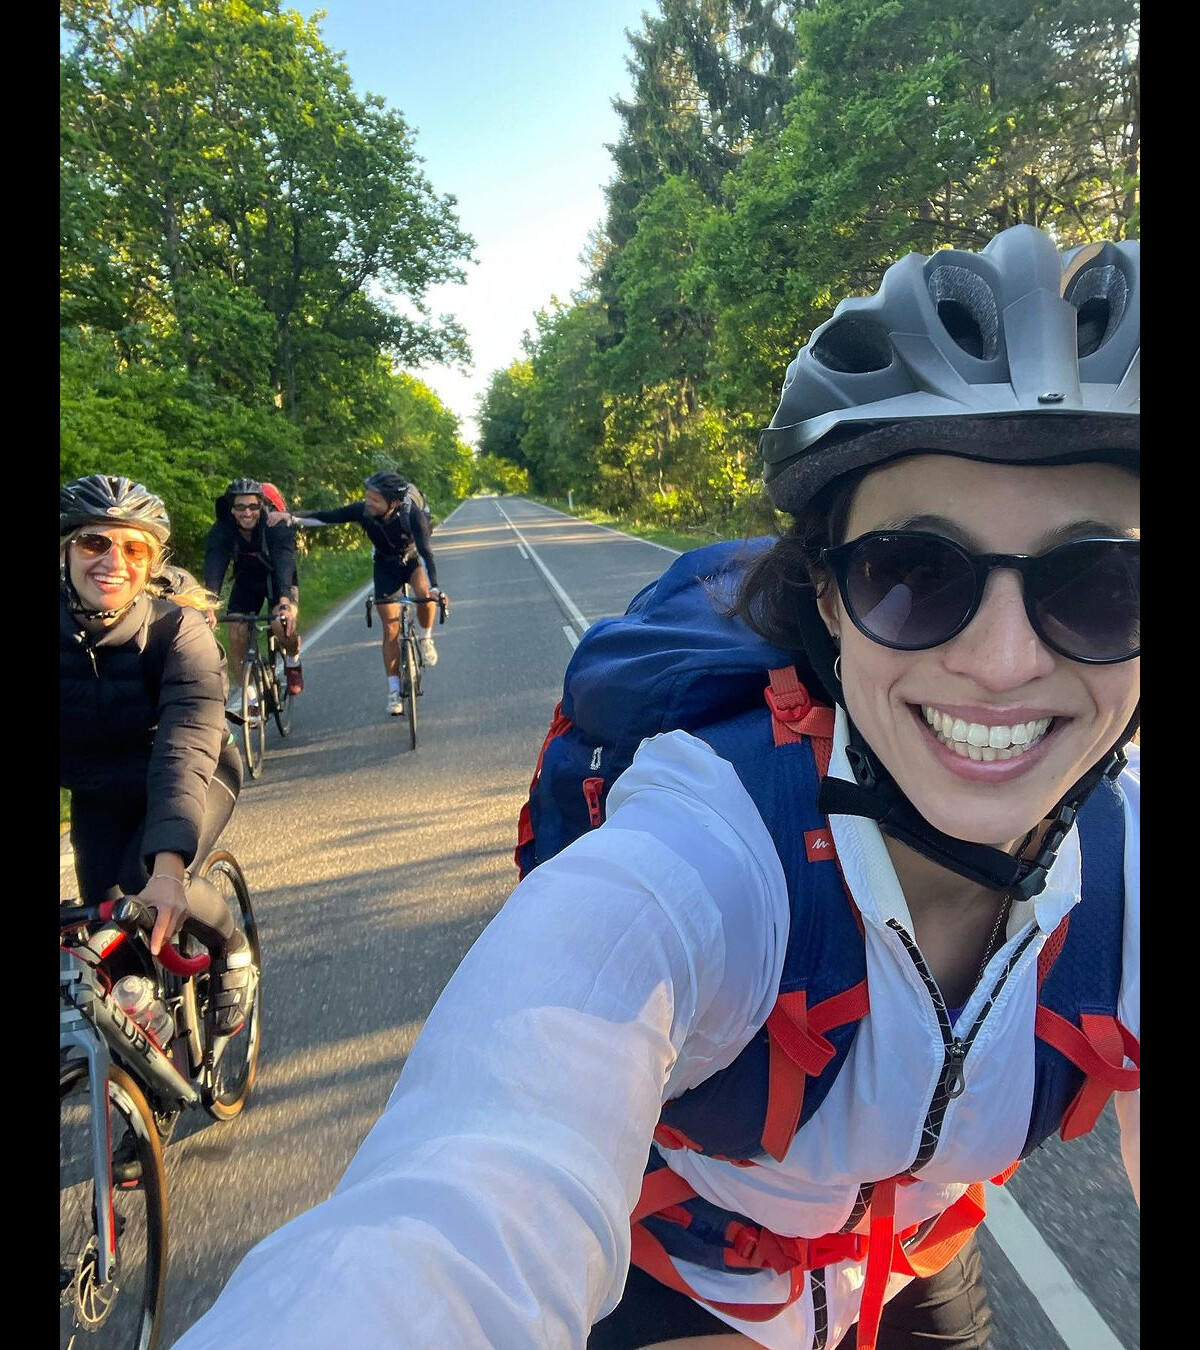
xmin=1030 ymin=541 xmax=1139 ymax=662
xmin=845 ymin=536 xmax=977 ymax=649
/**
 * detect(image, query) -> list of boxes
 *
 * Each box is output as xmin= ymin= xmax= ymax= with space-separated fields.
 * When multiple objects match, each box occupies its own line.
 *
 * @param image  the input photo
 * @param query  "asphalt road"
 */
xmin=62 ymin=495 xmax=1138 ymax=1349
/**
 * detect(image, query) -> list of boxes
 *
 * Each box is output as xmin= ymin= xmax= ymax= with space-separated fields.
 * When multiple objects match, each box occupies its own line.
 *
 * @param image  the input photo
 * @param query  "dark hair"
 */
xmin=734 ymin=471 xmax=866 ymax=649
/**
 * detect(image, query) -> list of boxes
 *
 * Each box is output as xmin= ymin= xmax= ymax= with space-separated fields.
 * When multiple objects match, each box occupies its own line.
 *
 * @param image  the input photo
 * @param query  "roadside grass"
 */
xmin=528 ymin=494 xmax=779 ymax=554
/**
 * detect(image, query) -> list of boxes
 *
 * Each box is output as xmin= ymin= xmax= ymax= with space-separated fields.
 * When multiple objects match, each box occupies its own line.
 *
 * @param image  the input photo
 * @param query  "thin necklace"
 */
xmin=976 ymin=892 xmax=1012 ymax=986
xmin=975 ymin=827 xmax=1036 ymax=986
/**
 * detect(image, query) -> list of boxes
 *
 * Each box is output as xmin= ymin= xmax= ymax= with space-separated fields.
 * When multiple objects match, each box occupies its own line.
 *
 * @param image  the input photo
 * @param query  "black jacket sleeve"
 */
xmin=409 ymin=504 xmax=438 ymax=589
xmin=141 ymin=606 xmax=227 ymax=868
xmin=265 ymin=523 xmax=297 ymax=606
xmin=203 ymin=523 xmax=234 ymax=596
xmin=299 ymin=502 xmax=368 ymax=526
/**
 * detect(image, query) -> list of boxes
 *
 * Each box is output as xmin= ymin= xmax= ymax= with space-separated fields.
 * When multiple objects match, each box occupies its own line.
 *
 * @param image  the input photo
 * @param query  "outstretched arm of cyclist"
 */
xmin=172 ymin=737 xmax=785 ymax=1349
xmin=274 ymin=502 xmax=367 ymax=529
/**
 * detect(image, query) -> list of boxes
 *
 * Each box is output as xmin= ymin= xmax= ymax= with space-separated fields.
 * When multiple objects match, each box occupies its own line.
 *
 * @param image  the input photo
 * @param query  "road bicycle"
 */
xmin=221 ymin=612 xmax=294 ymax=779
xmin=59 ymin=849 xmax=262 ymax=1350
xmin=364 ymin=589 xmax=448 ymax=751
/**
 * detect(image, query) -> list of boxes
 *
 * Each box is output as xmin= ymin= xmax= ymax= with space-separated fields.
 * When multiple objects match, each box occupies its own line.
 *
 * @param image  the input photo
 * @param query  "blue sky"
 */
xmin=309 ymin=1 xmax=655 ymax=446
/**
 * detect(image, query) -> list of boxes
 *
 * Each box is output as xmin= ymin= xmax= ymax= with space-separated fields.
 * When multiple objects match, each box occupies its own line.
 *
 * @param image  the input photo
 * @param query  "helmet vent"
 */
xmin=1065 ymin=263 xmax=1127 ymax=359
xmin=810 ymin=317 xmax=893 ymax=374
xmin=926 ymin=265 xmax=999 ymax=360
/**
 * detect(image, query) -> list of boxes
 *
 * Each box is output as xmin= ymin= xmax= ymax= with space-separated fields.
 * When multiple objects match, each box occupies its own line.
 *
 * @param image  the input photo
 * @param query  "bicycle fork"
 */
xmin=61 ymin=955 xmax=119 ymax=1287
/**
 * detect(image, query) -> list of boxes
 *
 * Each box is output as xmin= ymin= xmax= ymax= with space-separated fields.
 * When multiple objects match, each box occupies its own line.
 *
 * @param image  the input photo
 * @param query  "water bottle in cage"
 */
xmin=112 ymin=974 xmax=174 ymax=1046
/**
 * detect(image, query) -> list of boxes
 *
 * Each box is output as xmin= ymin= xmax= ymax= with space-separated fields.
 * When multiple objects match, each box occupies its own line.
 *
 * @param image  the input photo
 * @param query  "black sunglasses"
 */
xmin=820 ymin=531 xmax=1139 ymax=664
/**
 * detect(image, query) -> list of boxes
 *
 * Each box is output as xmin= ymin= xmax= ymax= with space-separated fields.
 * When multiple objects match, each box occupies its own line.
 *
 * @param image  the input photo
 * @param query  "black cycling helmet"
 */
xmin=761 ymin=224 xmax=1138 ymax=515
xmin=364 ymin=470 xmax=409 ymax=502
xmin=758 ymin=224 xmax=1139 ymax=902
xmin=60 ymin=474 xmax=171 ymax=543
xmin=225 ymin=477 xmax=265 ymax=502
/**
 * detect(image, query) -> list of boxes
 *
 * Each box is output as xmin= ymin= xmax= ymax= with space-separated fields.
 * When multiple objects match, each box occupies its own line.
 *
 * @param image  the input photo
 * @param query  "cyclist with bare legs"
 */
xmin=276 ymin=471 xmax=446 ymax=717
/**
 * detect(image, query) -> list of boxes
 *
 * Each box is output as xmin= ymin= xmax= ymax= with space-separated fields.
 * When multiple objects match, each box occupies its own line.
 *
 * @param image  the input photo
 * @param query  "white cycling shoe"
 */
xmin=387 ymin=690 xmax=405 ymax=716
xmin=419 ymin=637 xmax=438 ymax=667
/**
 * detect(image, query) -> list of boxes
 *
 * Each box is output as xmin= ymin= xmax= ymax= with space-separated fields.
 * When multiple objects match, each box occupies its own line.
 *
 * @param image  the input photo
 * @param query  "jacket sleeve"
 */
xmin=266 ymin=524 xmax=297 ymax=606
xmin=140 ymin=606 xmax=227 ymax=868
xmin=168 ymin=735 xmax=787 ymax=1350
xmin=409 ymin=504 xmax=438 ymax=589
xmin=203 ymin=525 xmax=233 ymax=596
xmin=294 ymin=502 xmax=366 ymax=526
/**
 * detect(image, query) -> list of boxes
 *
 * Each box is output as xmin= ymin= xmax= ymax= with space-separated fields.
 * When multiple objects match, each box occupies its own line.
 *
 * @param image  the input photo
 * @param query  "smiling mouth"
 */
xmin=919 ymin=704 xmax=1056 ymax=762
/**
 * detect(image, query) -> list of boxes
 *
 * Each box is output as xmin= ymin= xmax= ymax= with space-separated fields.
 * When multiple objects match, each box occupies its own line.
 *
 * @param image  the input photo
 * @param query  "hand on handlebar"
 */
xmin=271 ymin=599 xmax=296 ymax=636
xmin=137 ymin=873 xmax=191 ymax=956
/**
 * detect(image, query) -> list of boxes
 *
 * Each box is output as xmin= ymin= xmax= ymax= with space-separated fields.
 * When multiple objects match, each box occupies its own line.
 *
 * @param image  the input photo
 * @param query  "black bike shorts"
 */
xmin=588 ymin=1237 xmax=992 ymax=1349
xmin=373 ymin=554 xmax=423 ymax=601
xmin=228 ymin=576 xmax=271 ymax=615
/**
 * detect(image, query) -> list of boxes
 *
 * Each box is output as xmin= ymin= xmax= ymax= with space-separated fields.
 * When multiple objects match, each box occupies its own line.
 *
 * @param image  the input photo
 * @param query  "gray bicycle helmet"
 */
xmin=60 ymin=474 xmax=171 ymax=542
xmin=225 ymin=477 xmax=265 ymax=501
xmin=364 ymin=470 xmax=409 ymax=501
xmin=760 ymin=224 xmax=1139 ymax=514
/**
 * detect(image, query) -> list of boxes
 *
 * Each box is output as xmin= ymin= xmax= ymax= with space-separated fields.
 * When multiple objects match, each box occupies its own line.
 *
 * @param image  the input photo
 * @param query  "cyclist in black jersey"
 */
xmin=203 ymin=478 xmax=302 ymax=702
xmin=260 ymin=482 xmax=304 ymax=693
xmin=277 ymin=471 xmax=446 ymax=716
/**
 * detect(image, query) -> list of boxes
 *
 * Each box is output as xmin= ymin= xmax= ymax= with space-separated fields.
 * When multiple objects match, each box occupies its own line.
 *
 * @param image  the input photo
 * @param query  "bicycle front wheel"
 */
xmin=196 ymin=849 xmax=262 ymax=1119
xmin=60 ymin=1061 xmax=167 ymax=1350
xmin=270 ymin=646 xmax=292 ymax=738
xmin=401 ymin=638 xmax=419 ymax=750
xmin=241 ymin=658 xmax=265 ymax=779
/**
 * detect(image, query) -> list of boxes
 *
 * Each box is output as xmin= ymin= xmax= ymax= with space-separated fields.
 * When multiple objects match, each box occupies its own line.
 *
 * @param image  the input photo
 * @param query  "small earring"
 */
xmin=833 ymin=654 xmax=843 ymax=684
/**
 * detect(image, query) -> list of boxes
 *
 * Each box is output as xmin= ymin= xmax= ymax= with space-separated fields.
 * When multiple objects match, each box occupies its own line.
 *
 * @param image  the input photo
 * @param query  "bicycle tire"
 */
xmin=195 ymin=849 xmax=262 ymax=1120
xmin=241 ymin=657 xmax=265 ymax=779
xmin=270 ymin=644 xmax=292 ymax=738
xmin=402 ymin=637 xmax=419 ymax=750
xmin=60 ymin=1061 xmax=168 ymax=1350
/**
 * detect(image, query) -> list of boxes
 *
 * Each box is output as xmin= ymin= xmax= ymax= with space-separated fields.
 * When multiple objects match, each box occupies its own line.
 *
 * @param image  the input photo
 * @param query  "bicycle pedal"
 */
xmin=113 ymin=1159 xmax=143 ymax=1186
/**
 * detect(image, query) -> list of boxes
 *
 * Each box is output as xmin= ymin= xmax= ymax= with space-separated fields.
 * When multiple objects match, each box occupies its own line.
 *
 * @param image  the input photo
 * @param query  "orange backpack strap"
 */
xmin=514 ymin=703 xmax=573 ymax=875
xmin=762 ymin=983 xmax=870 ymax=1162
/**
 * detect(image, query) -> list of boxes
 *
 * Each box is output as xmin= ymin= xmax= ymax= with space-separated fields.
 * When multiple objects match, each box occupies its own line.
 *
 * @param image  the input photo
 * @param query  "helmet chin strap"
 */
xmin=61 ymin=574 xmax=138 ymax=624
xmin=792 ymin=589 xmax=1136 ymax=902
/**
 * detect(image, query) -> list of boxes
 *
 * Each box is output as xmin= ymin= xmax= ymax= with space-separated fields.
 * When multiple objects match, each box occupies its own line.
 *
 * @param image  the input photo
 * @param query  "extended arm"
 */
xmin=172 ymin=736 xmax=786 ymax=1349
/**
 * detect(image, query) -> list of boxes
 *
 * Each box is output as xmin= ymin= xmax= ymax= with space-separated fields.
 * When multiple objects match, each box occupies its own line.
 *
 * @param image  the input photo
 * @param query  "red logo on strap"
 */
xmin=804 ymin=829 xmax=834 ymax=862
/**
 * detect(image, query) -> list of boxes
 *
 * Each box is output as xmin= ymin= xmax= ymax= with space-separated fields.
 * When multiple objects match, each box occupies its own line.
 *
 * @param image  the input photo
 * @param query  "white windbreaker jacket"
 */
xmin=175 ymin=711 xmax=1140 ymax=1350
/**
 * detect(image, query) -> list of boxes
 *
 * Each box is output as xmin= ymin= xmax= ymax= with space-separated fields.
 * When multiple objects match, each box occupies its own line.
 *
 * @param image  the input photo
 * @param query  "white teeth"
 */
xmin=920 ymin=706 xmax=1055 ymax=760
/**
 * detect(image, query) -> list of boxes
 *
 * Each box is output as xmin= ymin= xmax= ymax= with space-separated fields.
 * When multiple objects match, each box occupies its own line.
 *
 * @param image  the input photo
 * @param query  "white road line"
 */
xmin=983 ymin=1182 xmax=1125 ymax=1350
xmin=493 ymin=500 xmax=590 ymax=636
xmin=515 ymin=498 xmax=680 ymax=554
xmin=562 ymin=625 xmax=579 ymax=650
xmin=517 ymin=543 xmax=528 ymax=559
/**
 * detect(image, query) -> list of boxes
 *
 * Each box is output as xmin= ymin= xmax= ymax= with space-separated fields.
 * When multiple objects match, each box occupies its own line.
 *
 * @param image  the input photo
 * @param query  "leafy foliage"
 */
xmin=60 ymin=0 xmax=477 ymax=559
xmin=477 ymin=0 xmax=1139 ymax=533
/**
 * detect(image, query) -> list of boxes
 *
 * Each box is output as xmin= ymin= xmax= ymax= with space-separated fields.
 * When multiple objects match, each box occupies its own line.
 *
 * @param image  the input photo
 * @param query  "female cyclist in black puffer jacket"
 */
xmin=60 ymin=474 xmax=256 ymax=1035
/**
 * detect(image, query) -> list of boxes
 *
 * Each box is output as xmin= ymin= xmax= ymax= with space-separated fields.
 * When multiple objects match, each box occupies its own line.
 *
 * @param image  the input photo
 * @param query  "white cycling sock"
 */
xmin=419 ymin=625 xmax=433 ymax=639
xmin=285 ymin=655 xmax=301 ymax=667
xmin=388 ymin=675 xmax=401 ymax=694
